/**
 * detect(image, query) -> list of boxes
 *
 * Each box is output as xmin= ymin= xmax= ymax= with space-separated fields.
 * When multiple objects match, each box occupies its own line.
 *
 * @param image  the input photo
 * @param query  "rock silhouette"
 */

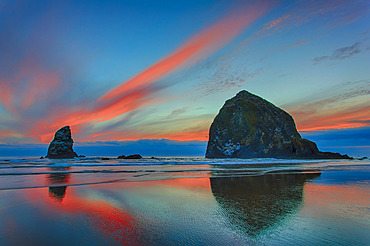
xmin=46 ymin=126 xmax=78 ymax=159
xmin=117 ymin=154 xmax=142 ymax=159
xmin=206 ymin=90 xmax=351 ymax=159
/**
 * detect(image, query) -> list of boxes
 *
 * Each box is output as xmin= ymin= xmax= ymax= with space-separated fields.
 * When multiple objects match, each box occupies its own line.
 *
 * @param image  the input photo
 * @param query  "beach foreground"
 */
xmin=0 ymin=157 xmax=369 ymax=245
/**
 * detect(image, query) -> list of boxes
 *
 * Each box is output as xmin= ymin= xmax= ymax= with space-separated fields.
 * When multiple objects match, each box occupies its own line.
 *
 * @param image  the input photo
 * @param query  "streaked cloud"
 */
xmin=79 ymin=113 xmax=213 ymax=142
xmin=243 ymin=0 xmax=369 ymax=41
xmin=196 ymin=66 xmax=263 ymax=97
xmin=27 ymin=1 xmax=272 ymax=142
xmin=0 ymin=61 xmax=61 ymax=115
xmin=0 ymin=0 xmax=368 ymax=147
xmin=259 ymin=14 xmax=290 ymax=33
xmin=165 ymin=107 xmax=192 ymax=119
xmin=189 ymin=0 xmax=367 ymax=101
xmin=289 ymin=39 xmax=309 ymax=48
xmin=313 ymin=42 xmax=362 ymax=64
xmin=99 ymin=1 xmax=270 ymax=101
xmin=285 ymin=80 xmax=370 ymax=131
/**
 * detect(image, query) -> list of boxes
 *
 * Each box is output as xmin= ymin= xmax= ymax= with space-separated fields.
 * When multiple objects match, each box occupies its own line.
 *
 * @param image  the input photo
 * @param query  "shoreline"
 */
xmin=0 ymin=158 xmax=368 ymax=245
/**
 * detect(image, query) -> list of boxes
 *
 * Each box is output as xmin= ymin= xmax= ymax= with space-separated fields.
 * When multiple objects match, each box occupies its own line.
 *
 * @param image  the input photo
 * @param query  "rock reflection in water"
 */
xmin=48 ymin=186 xmax=67 ymax=201
xmin=47 ymin=167 xmax=71 ymax=201
xmin=210 ymin=171 xmax=321 ymax=237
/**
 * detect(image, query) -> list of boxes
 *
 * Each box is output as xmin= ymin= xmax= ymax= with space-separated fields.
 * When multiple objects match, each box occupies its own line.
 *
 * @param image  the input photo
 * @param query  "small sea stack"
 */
xmin=117 ymin=154 xmax=142 ymax=159
xmin=46 ymin=126 xmax=78 ymax=159
xmin=206 ymin=90 xmax=351 ymax=159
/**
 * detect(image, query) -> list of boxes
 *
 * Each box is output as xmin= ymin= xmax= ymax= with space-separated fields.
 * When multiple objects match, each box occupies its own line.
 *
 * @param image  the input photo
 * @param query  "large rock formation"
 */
xmin=46 ymin=126 xmax=78 ymax=159
xmin=206 ymin=90 xmax=351 ymax=159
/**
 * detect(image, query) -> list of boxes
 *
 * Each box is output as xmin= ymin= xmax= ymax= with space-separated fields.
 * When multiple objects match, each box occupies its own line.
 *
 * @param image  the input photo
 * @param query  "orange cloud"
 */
xmin=27 ymin=2 xmax=271 ymax=143
xmin=100 ymin=2 xmax=270 ymax=102
xmin=0 ymin=130 xmax=19 ymax=139
xmin=78 ymin=128 xmax=209 ymax=142
xmin=260 ymin=14 xmax=290 ymax=32
xmin=28 ymin=87 xmax=161 ymax=142
xmin=285 ymin=80 xmax=370 ymax=132
xmin=295 ymin=107 xmax=370 ymax=131
xmin=0 ymin=61 xmax=60 ymax=115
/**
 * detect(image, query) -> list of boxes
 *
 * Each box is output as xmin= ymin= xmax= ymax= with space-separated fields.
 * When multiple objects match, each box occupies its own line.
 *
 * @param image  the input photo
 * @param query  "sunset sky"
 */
xmin=0 ymin=0 xmax=369 ymax=156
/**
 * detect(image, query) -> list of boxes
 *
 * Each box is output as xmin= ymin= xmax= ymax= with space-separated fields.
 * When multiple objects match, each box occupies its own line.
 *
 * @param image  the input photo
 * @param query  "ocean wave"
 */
xmin=0 ymin=156 xmax=327 ymax=166
xmin=0 ymin=157 xmax=367 ymax=190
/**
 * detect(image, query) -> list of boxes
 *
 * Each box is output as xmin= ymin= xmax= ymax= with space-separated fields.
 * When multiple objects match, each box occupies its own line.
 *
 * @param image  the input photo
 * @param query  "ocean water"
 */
xmin=0 ymin=157 xmax=369 ymax=245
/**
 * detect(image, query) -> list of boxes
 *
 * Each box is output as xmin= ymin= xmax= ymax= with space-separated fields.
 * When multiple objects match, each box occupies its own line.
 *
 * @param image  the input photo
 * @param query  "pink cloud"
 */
xmin=0 ymin=60 xmax=61 ymax=115
xmin=100 ymin=1 xmax=270 ymax=102
xmin=26 ymin=1 xmax=272 ymax=142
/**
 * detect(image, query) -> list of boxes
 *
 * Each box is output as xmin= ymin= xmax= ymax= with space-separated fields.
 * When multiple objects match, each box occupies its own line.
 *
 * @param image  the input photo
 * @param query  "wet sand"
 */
xmin=0 ymin=158 xmax=369 ymax=245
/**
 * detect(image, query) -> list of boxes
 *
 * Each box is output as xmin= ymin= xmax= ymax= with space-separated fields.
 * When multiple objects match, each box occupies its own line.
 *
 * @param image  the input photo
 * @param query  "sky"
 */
xmin=0 ymin=0 xmax=369 ymax=157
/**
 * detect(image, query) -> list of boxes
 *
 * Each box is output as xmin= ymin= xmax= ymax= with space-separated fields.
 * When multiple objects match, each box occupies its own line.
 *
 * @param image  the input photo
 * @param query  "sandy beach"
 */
xmin=0 ymin=157 xmax=368 ymax=245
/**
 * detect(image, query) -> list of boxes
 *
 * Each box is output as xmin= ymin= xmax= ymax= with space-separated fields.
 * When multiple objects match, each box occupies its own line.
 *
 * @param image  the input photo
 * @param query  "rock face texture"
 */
xmin=206 ymin=90 xmax=351 ymax=159
xmin=46 ymin=126 xmax=78 ymax=159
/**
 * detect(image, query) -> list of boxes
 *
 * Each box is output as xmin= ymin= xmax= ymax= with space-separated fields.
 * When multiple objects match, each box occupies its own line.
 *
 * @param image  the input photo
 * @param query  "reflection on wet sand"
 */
xmin=47 ymin=167 xmax=70 ymax=201
xmin=48 ymin=186 xmax=67 ymax=200
xmin=43 ymin=167 xmax=141 ymax=244
xmin=210 ymin=171 xmax=321 ymax=236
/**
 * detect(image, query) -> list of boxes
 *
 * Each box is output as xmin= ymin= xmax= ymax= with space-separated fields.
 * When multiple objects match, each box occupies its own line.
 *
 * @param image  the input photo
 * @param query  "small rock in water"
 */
xmin=126 ymin=154 xmax=142 ymax=159
xmin=102 ymin=157 xmax=110 ymax=160
xmin=117 ymin=154 xmax=142 ymax=159
xmin=46 ymin=126 xmax=78 ymax=159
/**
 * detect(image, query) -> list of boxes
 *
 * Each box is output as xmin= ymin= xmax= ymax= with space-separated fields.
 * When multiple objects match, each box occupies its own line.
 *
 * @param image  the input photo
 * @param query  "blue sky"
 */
xmin=0 ymin=0 xmax=369 ymax=157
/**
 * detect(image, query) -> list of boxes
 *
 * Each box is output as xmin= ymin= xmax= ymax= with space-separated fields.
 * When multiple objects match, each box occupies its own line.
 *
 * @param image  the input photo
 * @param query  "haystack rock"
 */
xmin=206 ymin=90 xmax=351 ymax=159
xmin=46 ymin=126 xmax=78 ymax=159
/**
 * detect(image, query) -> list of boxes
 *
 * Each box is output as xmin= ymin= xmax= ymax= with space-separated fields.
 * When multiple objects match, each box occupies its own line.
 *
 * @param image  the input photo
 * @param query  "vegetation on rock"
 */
xmin=206 ymin=90 xmax=351 ymax=159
